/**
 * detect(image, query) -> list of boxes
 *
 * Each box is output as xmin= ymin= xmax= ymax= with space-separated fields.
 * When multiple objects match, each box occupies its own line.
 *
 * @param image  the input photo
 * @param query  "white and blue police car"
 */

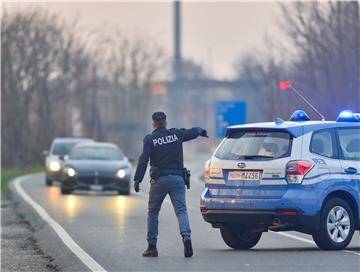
xmin=201 ymin=110 xmax=360 ymax=250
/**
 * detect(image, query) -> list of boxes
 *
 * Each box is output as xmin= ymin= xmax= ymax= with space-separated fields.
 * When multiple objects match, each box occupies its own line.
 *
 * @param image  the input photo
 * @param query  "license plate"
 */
xmin=90 ymin=185 xmax=103 ymax=191
xmin=228 ymin=171 xmax=261 ymax=181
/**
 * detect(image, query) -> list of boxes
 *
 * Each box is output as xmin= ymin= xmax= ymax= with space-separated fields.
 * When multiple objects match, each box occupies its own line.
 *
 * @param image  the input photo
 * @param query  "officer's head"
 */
xmin=152 ymin=111 xmax=167 ymax=129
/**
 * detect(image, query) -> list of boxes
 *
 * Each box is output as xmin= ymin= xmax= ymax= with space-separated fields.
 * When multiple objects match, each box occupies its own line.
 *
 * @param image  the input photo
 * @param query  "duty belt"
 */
xmin=150 ymin=167 xmax=183 ymax=179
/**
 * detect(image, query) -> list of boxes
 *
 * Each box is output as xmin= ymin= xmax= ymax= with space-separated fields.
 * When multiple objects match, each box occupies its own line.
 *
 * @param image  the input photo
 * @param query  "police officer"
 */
xmin=134 ymin=112 xmax=208 ymax=258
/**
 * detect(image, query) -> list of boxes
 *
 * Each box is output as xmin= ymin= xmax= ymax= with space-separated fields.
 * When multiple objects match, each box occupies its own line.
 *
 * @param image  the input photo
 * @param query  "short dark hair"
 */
xmin=152 ymin=111 xmax=166 ymax=121
xmin=152 ymin=112 xmax=167 ymax=128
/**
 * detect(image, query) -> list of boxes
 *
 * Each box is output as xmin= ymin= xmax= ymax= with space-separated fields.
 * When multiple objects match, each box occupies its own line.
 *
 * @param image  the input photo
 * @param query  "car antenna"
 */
xmin=279 ymin=81 xmax=325 ymax=121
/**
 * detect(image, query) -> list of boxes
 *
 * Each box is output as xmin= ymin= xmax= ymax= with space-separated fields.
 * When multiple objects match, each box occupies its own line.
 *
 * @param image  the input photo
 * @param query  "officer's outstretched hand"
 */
xmin=200 ymin=129 xmax=209 ymax=138
xmin=134 ymin=180 xmax=140 ymax=193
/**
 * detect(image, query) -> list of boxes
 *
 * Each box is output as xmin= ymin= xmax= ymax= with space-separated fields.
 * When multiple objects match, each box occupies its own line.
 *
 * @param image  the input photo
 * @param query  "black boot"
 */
xmin=142 ymin=244 xmax=158 ymax=257
xmin=183 ymin=236 xmax=193 ymax=258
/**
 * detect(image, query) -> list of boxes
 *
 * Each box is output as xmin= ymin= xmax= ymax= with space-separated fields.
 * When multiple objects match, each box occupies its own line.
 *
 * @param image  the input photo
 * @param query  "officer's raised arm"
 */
xmin=133 ymin=135 xmax=152 ymax=191
xmin=175 ymin=127 xmax=208 ymax=142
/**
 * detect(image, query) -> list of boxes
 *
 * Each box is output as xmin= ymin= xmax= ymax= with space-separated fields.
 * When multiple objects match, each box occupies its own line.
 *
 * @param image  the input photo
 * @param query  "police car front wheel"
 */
xmin=220 ymin=227 xmax=262 ymax=250
xmin=312 ymin=198 xmax=355 ymax=250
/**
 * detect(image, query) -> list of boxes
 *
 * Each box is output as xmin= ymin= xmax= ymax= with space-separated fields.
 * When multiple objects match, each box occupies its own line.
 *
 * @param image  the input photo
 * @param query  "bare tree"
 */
xmin=1 ymin=9 xmax=99 ymax=167
xmin=234 ymin=1 xmax=360 ymax=120
xmin=92 ymin=30 xmax=166 ymax=155
xmin=2 ymin=8 xmax=167 ymax=166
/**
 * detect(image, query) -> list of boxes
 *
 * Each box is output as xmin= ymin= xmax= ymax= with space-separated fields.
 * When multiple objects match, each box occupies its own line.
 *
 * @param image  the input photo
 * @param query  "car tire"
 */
xmin=220 ymin=226 xmax=262 ymax=249
xmin=312 ymin=197 xmax=355 ymax=250
xmin=45 ymin=177 xmax=53 ymax=186
xmin=60 ymin=187 xmax=72 ymax=195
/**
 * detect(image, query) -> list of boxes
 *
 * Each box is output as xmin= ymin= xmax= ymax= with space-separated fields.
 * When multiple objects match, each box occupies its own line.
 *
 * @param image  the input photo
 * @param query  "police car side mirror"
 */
xmin=43 ymin=150 xmax=49 ymax=156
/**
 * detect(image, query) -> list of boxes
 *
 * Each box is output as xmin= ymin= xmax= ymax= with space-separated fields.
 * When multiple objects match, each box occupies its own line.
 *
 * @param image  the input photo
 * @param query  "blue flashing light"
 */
xmin=289 ymin=110 xmax=310 ymax=121
xmin=337 ymin=110 xmax=360 ymax=122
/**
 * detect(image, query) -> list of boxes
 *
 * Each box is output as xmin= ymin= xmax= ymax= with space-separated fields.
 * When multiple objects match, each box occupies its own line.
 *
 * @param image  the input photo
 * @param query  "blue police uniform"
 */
xmin=134 ymin=126 xmax=205 ymax=248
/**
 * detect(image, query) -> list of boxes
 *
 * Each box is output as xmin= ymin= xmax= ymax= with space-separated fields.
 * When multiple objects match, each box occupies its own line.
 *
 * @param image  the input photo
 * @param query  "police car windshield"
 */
xmin=70 ymin=146 xmax=124 ymax=160
xmin=215 ymin=131 xmax=292 ymax=160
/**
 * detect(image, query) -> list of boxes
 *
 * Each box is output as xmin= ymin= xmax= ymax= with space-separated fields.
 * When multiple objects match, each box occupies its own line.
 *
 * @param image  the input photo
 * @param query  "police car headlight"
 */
xmin=116 ymin=168 xmax=129 ymax=179
xmin=48 ymin=161 xmax=61 ymax=172
xmin=65 ymin=167 xmax=77 ymax=177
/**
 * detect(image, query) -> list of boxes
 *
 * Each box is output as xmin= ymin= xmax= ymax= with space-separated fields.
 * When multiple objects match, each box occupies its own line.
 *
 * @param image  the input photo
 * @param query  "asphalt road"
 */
xmin=12 ymin=157 xmax=360 ymax=271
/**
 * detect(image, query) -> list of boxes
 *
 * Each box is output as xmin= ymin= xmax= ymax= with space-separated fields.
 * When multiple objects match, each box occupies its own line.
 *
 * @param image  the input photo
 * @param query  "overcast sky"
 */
xmin=4 ymin=1 xmax=283 ymax=79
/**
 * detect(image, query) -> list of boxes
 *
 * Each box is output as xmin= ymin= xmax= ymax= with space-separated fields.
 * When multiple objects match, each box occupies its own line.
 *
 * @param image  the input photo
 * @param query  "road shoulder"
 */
xmin=1 ymin=190 xmax=58 ymax=272
xmin=7 ymin=174 xmax=90 ymax=272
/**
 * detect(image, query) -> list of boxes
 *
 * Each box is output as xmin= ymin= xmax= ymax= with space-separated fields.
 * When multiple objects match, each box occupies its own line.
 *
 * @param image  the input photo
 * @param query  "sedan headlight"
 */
xmin=48 ymin=161 xmax=61 ymax=172
xmin=64 ymin=167 xmax=77 ymax=177
xmin=116 ymin=168 xmax=129 ymax=179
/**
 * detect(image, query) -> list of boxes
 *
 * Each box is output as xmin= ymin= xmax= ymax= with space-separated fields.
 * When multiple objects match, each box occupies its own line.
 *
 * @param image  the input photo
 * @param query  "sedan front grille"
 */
xmin=77 ymin=176 xmax=116 ymax=185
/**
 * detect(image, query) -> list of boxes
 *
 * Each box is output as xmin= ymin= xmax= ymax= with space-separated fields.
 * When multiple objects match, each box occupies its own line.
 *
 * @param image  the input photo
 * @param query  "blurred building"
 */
xmin=153 ymin=78 xmax=267 ymax=153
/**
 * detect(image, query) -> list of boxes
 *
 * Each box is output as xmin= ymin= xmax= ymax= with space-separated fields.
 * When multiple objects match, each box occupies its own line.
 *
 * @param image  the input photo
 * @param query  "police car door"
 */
xmin=335 ymin=127 xmax=360 ymax=219
xmin=307 ymin=128 xmax=343 ymax=185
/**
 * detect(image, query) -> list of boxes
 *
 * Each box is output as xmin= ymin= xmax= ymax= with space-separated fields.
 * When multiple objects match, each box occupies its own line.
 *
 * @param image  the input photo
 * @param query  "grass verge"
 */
xmin=1 ymin=167 xmax=44 ymax=192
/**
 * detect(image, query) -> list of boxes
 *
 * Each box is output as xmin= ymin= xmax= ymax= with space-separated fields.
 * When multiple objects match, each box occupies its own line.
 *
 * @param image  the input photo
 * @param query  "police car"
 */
xmin=201 ymin=110 xmax=360 ymax=250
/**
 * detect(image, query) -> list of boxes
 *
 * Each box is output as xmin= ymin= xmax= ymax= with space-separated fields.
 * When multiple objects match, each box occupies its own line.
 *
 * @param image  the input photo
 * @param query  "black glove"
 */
xmin=134 ymin=180 xmax=140 ymax=192
xmin=200 ymin=129 xmax=209 ymax=138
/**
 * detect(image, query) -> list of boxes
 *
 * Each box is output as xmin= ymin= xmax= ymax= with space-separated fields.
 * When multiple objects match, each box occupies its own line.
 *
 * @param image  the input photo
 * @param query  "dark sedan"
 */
xmin=60 ymin=142 xmax=132 ymax=195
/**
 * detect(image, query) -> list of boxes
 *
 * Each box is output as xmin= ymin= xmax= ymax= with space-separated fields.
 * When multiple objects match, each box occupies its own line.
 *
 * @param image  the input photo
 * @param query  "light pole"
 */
xmin=174 ymin=0 xmax=182 ymax=81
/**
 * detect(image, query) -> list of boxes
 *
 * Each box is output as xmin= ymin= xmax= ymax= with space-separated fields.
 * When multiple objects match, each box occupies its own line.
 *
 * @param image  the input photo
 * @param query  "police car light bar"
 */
xmin=279 ymin=81 xmax=325 ymax=121
xmin=289 ymin=110 xmax=310 ymax=121
xmin=337 ymin=110 xmax=360 ymax=122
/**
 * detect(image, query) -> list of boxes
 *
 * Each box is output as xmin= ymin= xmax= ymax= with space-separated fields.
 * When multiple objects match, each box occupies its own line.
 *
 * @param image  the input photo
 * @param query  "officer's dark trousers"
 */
xmin=147 ymin=175 xmax=191 ymax=246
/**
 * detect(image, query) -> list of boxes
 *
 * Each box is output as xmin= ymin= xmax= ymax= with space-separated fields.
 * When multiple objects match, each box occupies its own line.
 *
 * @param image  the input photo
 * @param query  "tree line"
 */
xmin=1 ymin=9 xmax=165 ymax=167
xmin=235 ymin=1 xmax=360 ymax=120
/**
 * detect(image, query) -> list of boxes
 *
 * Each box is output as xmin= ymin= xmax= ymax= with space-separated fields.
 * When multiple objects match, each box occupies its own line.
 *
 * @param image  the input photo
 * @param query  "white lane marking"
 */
xmin=273 ymin=232 xmax=360 ymax=256
xmin=273 ymin=232 xmax=315 ymax=245
xmin=14 ymin=176 xmax=107 ymax=272
xmin=343 ymin=250 xmax=360 ymax=256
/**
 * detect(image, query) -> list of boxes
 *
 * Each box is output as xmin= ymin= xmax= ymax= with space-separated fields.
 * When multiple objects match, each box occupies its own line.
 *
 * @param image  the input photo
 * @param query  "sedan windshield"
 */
xmin=215 ymin=130 xmax=292 ymax=160
xmin=52 ymin=142 xmax=79 ymax=156
xmin=70 ymin=146 xmax=124 ymax=160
